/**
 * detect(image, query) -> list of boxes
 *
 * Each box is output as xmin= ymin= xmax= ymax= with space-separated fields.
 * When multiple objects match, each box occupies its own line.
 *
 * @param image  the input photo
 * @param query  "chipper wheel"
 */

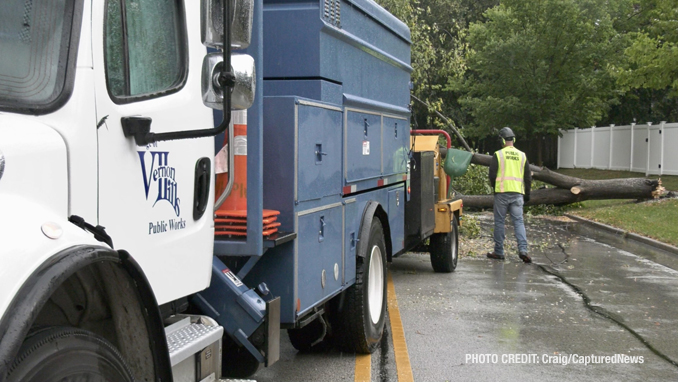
xmin=429 ymin=214 xmax=459 ymax=273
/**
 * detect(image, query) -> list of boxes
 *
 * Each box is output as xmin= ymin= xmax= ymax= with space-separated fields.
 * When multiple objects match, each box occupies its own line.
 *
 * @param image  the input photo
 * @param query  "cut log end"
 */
xmin=652 ymin=185 xmax=666 ymax=199
xmin=571 ymin=186 xmax=581 ymax=195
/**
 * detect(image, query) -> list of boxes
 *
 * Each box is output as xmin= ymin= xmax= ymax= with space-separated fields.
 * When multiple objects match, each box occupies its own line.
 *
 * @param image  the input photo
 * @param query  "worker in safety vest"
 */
xmin=486 ymin=127 xmax=532 ymax=263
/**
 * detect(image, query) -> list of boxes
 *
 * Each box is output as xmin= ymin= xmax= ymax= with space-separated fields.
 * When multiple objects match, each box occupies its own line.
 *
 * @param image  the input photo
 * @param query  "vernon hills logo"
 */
xmin=139 ymin=150 xmax=181 ymax=216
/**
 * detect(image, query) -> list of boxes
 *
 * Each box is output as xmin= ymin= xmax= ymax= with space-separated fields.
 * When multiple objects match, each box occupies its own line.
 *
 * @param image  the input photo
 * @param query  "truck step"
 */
xmin=166 ymin=316 xmax=224 ymax=367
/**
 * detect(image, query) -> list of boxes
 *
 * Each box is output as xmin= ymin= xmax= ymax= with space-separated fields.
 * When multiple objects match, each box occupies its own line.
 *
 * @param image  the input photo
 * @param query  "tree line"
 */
xmin=377 ymin=0 xmax=678 ymax=166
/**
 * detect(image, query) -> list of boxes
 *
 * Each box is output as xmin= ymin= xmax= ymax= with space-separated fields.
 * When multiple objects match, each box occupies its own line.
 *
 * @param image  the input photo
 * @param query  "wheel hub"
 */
xmin=368 ymin=245 xmax=384 ymax=325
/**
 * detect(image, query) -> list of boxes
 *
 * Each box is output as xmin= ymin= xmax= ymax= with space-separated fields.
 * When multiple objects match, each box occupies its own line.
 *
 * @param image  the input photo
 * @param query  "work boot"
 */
xmin=519 ymin=252 xmax=532 ymax=263
xmin=486 ymin=252 xmax=505 ymax=260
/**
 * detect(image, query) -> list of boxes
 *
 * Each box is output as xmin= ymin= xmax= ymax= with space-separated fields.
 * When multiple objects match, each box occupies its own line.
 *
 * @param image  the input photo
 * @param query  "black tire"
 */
xmin=8 ymin=327 xmax=134 ymax=382
xmin=337 ymin=218 xmax=387 ymax=354
xmin=288 ymin=316 xmax=328 ymax=352
xmin=429 ymin=214 xmax=459 ymax=273
xmin=222 ymin=335 xmax=260 ymax=379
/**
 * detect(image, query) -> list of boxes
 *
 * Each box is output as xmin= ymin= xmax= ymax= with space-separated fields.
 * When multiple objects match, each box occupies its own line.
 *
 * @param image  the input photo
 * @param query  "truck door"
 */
xmin=92 ymin=0 xmax=214 ymax=304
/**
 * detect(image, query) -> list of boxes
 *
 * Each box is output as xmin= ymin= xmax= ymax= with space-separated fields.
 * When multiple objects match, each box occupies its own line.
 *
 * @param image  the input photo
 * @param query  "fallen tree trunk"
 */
xmin=462 ymin=153 xmax=664 ymax=208
xmin=460 ymin=179 xmax=662 ymax=208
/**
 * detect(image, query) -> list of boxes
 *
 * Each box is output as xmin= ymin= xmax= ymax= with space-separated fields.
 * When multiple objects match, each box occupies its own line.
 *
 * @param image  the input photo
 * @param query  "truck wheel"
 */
xmin=339 ymin=218 xmax=387 ymax=353
xmin=7 ymin=327 xmax=134 ymax=382
xmin=429 ymin=215 xmax=459 ymax=273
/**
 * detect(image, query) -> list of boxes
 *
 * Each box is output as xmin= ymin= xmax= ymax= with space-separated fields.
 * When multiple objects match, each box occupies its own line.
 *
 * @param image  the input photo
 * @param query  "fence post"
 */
xmin=630 ymin=123 xmax=635 ymax=171
xmin=608 ymin=124 xmax=614 ymax=170
xmin=557 ymin=129 xmax=562 ymax=169
xmin=590 ymin=126 xmax=596 ymax=168
xmin=573 ymin=128 xmax=578 ymax=168
xmin=646 ymin=122 xmax=652 ymax=176
xmin=660 ymin=121 xmax=666 ymax=176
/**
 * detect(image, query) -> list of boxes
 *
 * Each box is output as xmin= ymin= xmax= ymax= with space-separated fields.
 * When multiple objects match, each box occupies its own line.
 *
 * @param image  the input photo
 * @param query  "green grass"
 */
xmin=571 ymin=199 xmax=678 ymax=247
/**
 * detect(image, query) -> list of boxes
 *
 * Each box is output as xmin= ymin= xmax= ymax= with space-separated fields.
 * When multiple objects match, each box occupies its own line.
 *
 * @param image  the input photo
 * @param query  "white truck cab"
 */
xmin=0 ymin=0 xmax=254 ymax=380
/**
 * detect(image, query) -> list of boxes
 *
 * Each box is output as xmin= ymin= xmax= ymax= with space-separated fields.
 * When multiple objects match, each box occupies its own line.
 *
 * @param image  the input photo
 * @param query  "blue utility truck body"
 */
xmin=202 ymin=0 xmax=410 ymax=326
xmin=257 ymin=0 xmax=411 ymax=323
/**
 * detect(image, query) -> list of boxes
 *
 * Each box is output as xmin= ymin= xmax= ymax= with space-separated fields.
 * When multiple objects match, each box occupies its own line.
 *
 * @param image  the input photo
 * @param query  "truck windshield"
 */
xmin=0 ymin=0 xmax=79 ymax=114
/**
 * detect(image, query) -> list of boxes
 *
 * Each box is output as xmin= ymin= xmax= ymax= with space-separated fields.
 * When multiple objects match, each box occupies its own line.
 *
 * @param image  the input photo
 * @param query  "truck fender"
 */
xmin=0 ymin=246 xmax=172 ymax=382
xmin=357 ymin=201 xmax=393 ymax=262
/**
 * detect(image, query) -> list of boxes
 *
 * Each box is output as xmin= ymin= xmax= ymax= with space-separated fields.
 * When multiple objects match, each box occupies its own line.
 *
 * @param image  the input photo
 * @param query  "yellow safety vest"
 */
xmin=494 ymin=146 xmax=526 ymax=194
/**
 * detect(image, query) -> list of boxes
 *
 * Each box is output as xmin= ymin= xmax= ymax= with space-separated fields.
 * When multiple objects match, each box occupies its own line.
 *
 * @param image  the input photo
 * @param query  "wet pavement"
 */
xmin=255 ymin=214 xmax=678 ymax=381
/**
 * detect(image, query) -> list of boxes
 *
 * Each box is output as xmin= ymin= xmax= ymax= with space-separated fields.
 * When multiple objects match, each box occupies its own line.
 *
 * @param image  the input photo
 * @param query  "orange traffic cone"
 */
xmin=214 ymin=110 xmax=280 ymax=237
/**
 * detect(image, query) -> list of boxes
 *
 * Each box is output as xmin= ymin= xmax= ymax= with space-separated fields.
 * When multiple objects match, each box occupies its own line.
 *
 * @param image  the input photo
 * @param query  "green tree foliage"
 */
xmin=619 ymin=0 xmax=678 ymax=93
xmin=376 ymin=0 xmax=497 ymax=142
xmin=376 ymin=0 xmax=678 ymax=162
xmin=450 ymin=163 xmax=492 ymax=195
xmin=457 ymin=0 xmax=622 ymax=164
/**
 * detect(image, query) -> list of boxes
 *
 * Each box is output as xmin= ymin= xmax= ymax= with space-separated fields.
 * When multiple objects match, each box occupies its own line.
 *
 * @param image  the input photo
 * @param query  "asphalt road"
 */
xmin=253 ymin=216 xmax=678 ymax=382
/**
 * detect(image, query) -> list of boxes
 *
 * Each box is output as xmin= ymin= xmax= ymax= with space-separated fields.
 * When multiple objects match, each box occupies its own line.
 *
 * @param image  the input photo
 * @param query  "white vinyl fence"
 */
xmin=558 ymin=122 xmax=678 ymax=176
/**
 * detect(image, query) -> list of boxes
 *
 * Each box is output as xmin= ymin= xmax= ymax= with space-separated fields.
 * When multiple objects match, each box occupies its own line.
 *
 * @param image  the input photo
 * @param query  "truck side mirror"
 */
xmin=202 ymin=53 xmax=255 ymax=110
xmin=202 ymin=0 xmax=254 ymax=49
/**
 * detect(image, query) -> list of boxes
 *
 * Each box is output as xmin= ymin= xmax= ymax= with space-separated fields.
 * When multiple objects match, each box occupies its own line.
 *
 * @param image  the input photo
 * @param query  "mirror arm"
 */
xmin=125 ymin=0 xmax=234 ymax=146
xmin=214 ymin=0 xmax=235 ymax=211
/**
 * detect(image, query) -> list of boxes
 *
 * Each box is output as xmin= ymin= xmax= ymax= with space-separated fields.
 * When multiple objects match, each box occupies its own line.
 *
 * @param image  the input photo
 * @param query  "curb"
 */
xmin=564 ymin=213 xmax=678 ymax=256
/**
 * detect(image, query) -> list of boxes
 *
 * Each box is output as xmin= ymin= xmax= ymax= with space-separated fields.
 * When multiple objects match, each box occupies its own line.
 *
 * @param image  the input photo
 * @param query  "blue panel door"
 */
xmin=383 ymin=116 xmax=409 ymax=177
xmin=297 ymin=104 xmax=343 ymax=202
xmin=296 ymin=204 xmax=343 ymax=315
xmin=346 ymin=111 xmax=382 ymax=183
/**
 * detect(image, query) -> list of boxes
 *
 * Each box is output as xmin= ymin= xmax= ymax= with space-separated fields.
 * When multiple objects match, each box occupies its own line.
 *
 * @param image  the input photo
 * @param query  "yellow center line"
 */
xmin=387 ymin=270 xmax=414 ymax=382
xmin=354 ymin=353 xmax=371 ymax=382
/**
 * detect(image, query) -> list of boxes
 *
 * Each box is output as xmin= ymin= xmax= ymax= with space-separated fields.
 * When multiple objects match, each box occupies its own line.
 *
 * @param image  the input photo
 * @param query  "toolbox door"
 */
xmin=383 ymin=116 xmax=410 ymax=177
xmin=296 ymin=204 xmax=343 ymax=316
xmin=297 ymin=104 xmax=343 ymax=202
xmin=345 ymin=111 xmax=382 ymax=184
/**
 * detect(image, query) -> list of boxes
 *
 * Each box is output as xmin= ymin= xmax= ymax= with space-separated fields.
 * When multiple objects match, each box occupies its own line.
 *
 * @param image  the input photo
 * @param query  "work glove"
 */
xmin=523 ymin=194 xmax=530 ymax=203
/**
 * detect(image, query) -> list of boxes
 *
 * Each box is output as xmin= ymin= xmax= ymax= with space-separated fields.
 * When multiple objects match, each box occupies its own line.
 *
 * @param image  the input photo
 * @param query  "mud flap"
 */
xmin=265 ymin=296 xmax=280 ymax=367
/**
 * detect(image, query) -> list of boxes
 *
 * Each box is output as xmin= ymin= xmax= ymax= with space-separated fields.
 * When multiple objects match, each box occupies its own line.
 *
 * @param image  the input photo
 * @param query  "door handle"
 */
xmin=193 ymin=158 xmax=211 ymax=220
xmin=315 ymin=144 xmax=328 ymax=163
xmin=319 ymin=216 xmax=326 ymax=242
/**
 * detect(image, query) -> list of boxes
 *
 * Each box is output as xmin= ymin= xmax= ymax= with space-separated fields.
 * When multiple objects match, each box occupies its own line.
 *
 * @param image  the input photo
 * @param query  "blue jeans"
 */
xmin=493 ymin=193 xmax=528 ymax=256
